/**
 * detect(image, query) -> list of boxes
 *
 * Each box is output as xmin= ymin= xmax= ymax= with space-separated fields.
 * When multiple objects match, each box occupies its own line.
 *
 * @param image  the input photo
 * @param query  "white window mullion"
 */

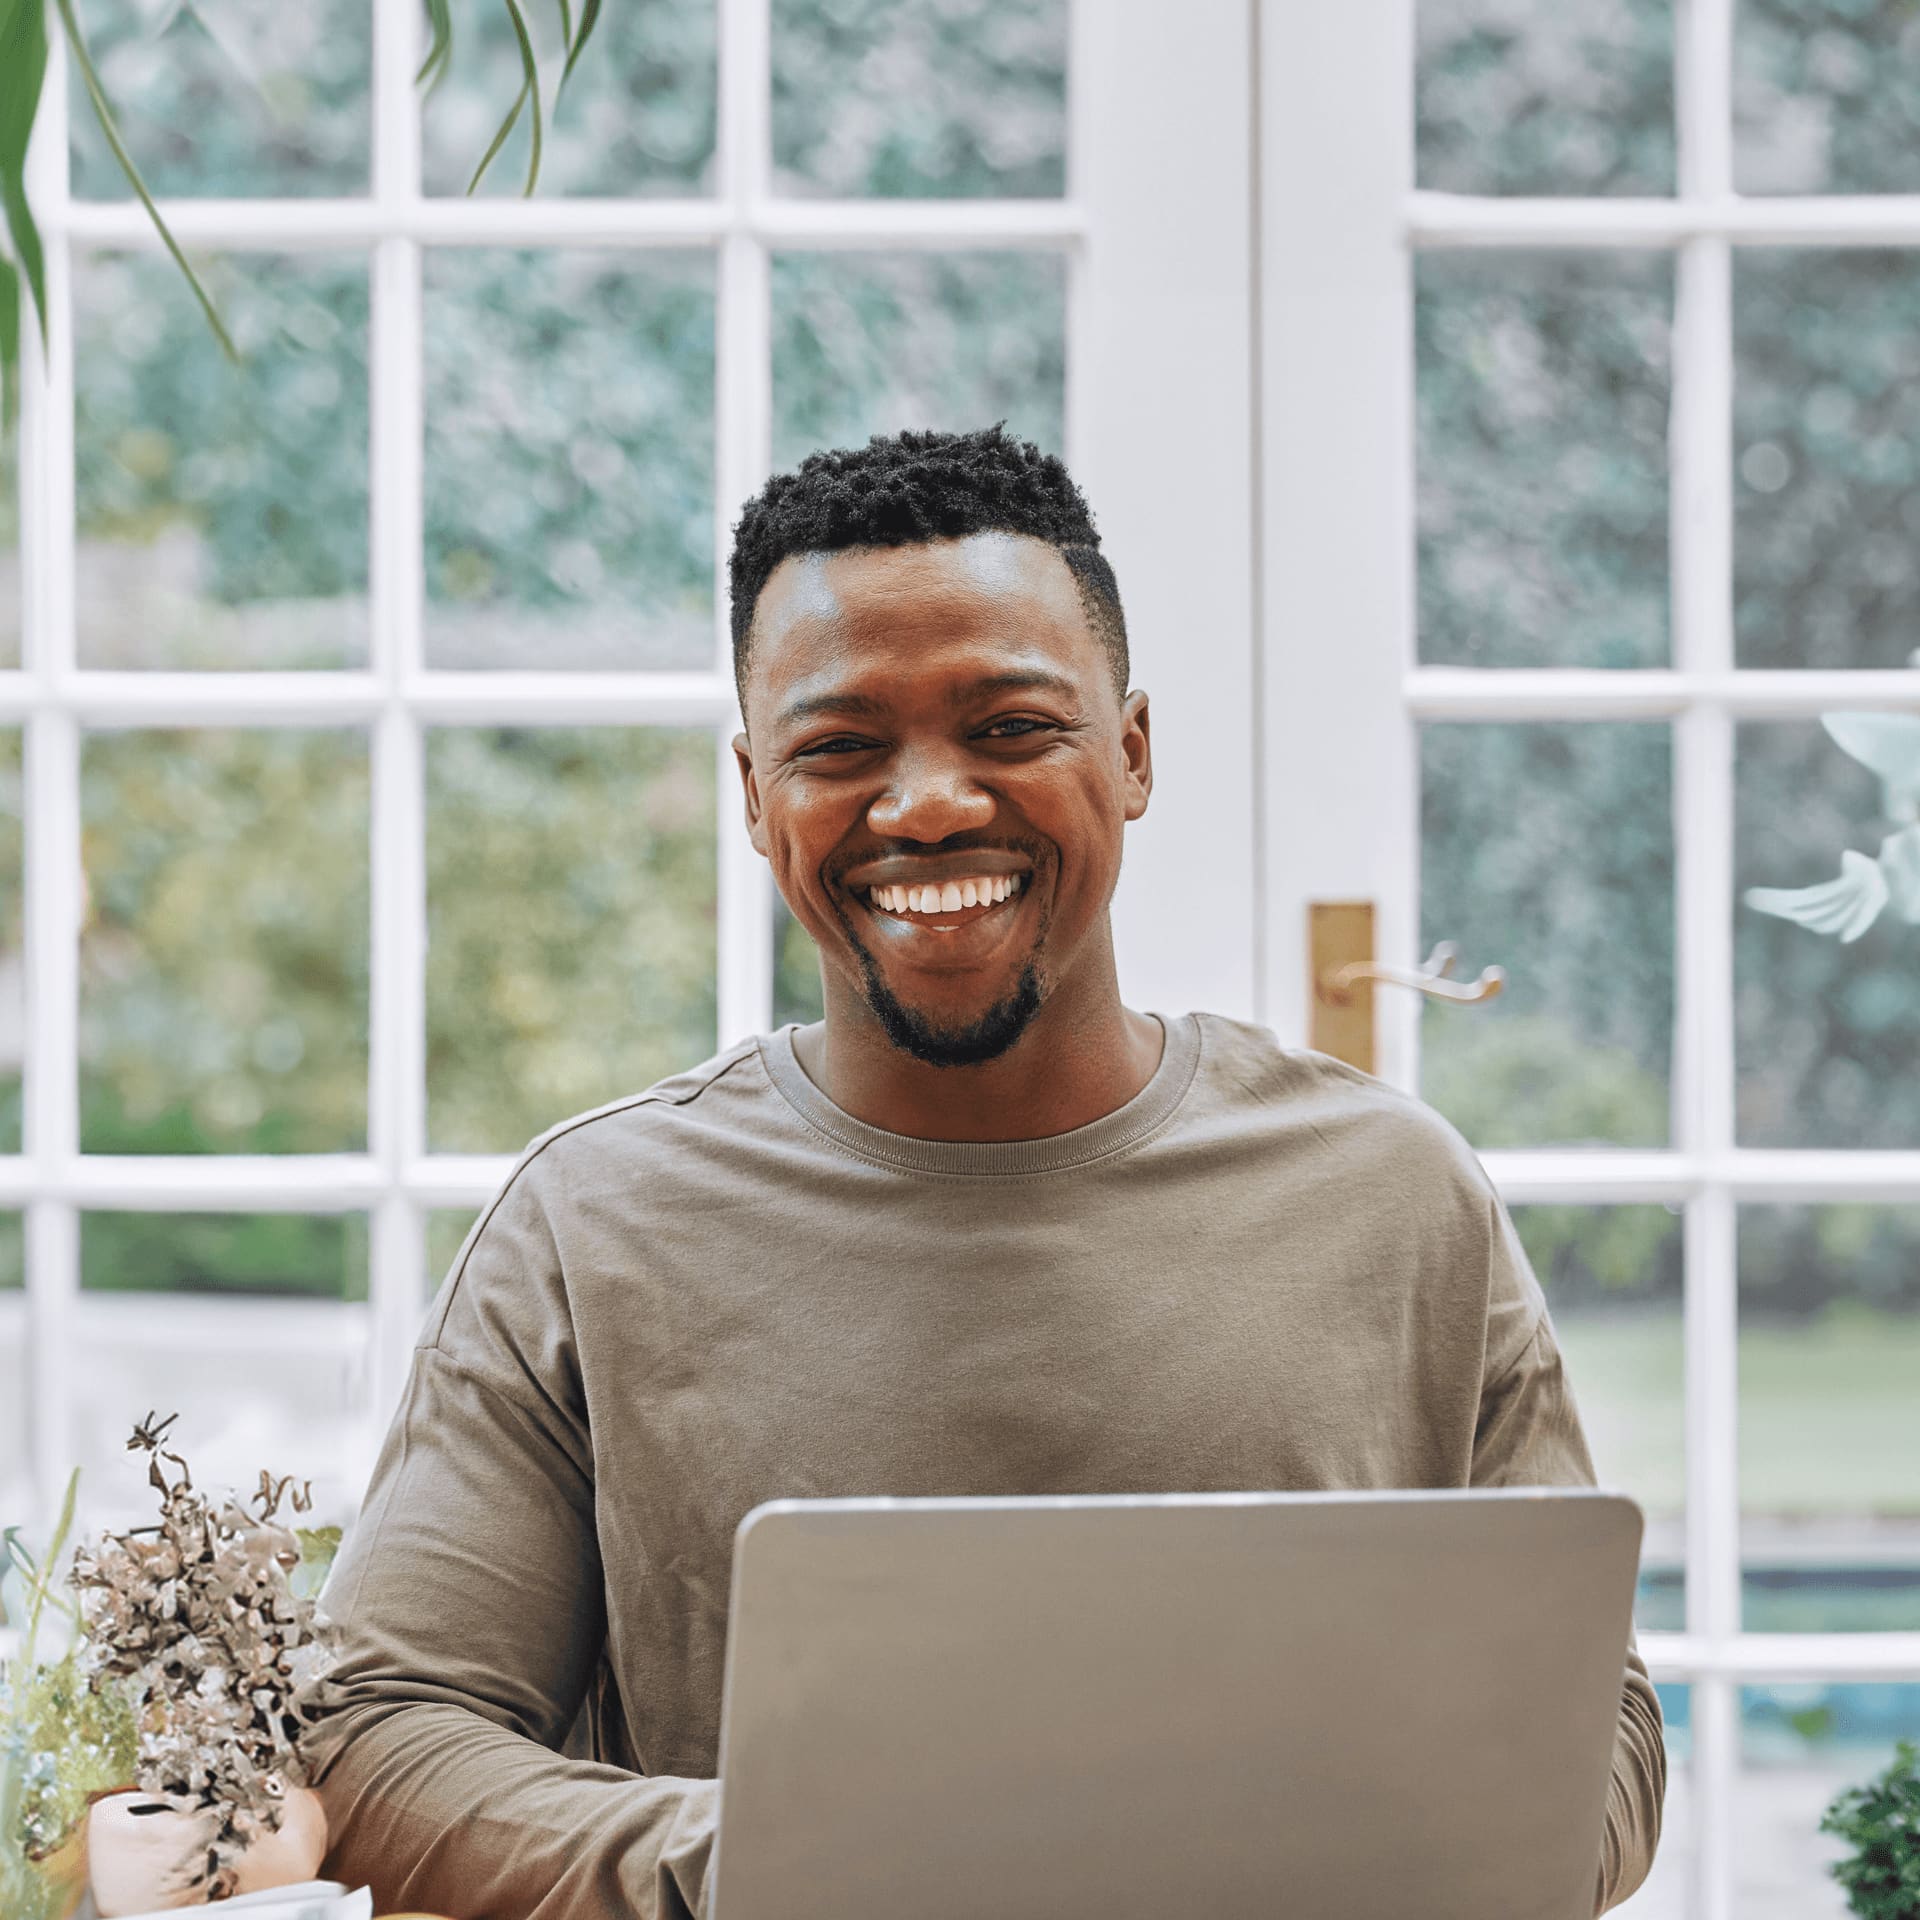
xmin=714 ymin=0 xmax=773 ymax=1049
xmin=366 ymin=0 xmax=427 ymax=1430
xmin=1673 ymin=0 xmax=1738 ymax=1913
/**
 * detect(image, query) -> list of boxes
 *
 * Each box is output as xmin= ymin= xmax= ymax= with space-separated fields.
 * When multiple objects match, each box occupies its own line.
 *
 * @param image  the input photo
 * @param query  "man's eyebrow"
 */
xmin=775 ymin=669 xmax=1079 ymax=729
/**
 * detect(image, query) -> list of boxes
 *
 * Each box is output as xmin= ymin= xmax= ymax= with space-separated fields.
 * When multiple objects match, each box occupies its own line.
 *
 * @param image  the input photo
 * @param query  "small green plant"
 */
xmin=1 ymin=1468 xmax=139 ymax=1920
xmin=1821 ymin=1738 xmax=1920 ymax=1920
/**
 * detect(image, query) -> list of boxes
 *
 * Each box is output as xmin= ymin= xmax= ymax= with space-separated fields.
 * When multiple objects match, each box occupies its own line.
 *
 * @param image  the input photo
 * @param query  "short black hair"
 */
xmin=726 ymin=424 xmax=1128 ymax=713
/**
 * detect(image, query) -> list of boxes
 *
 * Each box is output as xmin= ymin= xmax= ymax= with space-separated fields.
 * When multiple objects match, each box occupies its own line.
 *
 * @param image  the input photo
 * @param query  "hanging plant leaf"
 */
xmin=418 ymin=0 xmax=453 ymax=94
xmin=0 ymin=0 xmax=49 ymax=429
xmin=559 ymin=0 xmax=601 ymax=100
xmin=468 ymin=0 xmax=546 ymax=196
xmin=54 ymin=0 xmax=235 ymax=360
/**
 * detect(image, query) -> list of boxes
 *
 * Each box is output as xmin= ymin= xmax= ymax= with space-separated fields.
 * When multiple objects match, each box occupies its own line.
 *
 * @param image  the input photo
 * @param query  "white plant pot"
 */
xmin=86 ymin=1787 xmax=328 ymax=1917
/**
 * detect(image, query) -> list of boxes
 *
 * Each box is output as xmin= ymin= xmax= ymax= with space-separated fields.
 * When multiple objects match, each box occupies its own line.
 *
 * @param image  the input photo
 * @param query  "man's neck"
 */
xmin=791 ymin=971 xmax=1165 ymax=1144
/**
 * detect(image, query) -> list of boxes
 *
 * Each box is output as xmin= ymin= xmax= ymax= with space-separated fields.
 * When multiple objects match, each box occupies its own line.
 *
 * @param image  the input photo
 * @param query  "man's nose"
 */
xmin=866 ymin=744 xmax=996 ymax=843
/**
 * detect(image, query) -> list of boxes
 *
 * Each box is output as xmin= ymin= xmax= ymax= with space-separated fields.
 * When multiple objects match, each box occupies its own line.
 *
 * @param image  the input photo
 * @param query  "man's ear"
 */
xmin=1120 ymin=690 xmax=1152 ymax=822
xmin=732 ymin=731 xmax=769 ymax=856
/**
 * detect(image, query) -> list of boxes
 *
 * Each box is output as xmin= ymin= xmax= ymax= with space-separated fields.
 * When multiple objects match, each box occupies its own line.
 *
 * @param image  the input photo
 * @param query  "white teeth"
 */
xmin=940 ymin=881 xmax=963 ymax=911
xmin=961 ymin=880 xmax=979 ymax=907
xmin=869 ymin=874 xmax=1027 ymax=915
xmin=991 ymin=877 xmax=1008 ymax=902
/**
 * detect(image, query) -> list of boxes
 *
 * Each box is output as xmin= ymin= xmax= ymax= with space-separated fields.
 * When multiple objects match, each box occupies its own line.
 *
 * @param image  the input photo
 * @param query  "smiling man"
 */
xmin=307 ymin=426 xmax=1664 ymax=1918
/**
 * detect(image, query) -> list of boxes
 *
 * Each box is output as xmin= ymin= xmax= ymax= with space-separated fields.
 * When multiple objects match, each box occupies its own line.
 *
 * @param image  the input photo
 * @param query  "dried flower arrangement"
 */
xmin=67 ymin=1412 xmax=345 ymax=1903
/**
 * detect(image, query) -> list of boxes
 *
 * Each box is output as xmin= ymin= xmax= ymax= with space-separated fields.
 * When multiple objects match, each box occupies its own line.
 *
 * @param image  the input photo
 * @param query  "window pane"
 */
xmin=80 ymin=729 xmax=370 ymax=1154
xmin=1417 ymin=252 xmax=1671 ymax=669
xmin=0 ymin=419 xmax=18 ymax=667
xmin=1735 ymin=719 xmax=1920 ymax=1147
xmin=75 ymin=252 xmax=370 ymax=670
xmin=0 ymin=1220 xmax=26 ymax=1526
xmin=81 ymin=1213 xmax=369 ymax=1303
xmin=1739 ymin=1684 xmax=1920 ymax=1915
xmin=422 ymin=2 xmax=716 ymax=198
xmin=1740 ymin=1206 xmax=1920 ymax=1633
xmin=1734 ymin=251 xmax=1920 ymax=670
xmin=0 ymin=730 xmax=18 ymax=1153
xmin=1420 ymin=723 xmax=1674 ymax=1148
xmin=772 ymin=0 xmax=1065 ymax=199
xmin=771 ymin=252 xmax=1065 ymax=472
xmin=1736 ymin=0 xmax=1920 ymax=195
xmin=69 ymin=0 xmax=369 ymax=200
xmin=1510 ymin=1205 xmax=1684 ymax=1632
xmin=773 ymin=892 xmax=825 ymax=1030
xmin=69 ymin=1303 xmax=372 ymax=1531
xmin=1416 ymin=0 xmax=1675 ymax=196
xmin=426 ymin=728 xmax=717 ymax=1153
xmin=1613 ymin=1683 xmax=1691 ymax=1917
xmin=423 ymin=251 xmax=714 ymax=672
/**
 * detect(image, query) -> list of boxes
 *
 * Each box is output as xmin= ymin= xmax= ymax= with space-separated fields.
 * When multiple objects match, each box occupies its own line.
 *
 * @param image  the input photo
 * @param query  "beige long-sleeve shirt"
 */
xmin=303 ymin=1010 xmax=1665 ymax=1917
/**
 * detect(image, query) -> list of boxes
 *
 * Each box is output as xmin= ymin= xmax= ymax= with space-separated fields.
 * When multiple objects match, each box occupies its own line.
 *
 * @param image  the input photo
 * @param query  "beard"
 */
xmin=855 ymin=951 xmax=1046 ymax=1068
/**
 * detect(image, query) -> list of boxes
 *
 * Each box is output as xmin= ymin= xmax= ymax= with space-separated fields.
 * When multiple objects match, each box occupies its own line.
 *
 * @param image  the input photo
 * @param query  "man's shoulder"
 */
xmin=1188 ymin=1010 xmax=1491 ymax=1200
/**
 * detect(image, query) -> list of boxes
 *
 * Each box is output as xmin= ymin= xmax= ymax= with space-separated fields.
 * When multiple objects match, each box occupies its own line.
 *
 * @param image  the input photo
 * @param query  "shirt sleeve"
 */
xmin=299 ymin=1161 xmax=716 ymax=1920
xmin=1469 ymin=1191 xmax=1669 ymax=1917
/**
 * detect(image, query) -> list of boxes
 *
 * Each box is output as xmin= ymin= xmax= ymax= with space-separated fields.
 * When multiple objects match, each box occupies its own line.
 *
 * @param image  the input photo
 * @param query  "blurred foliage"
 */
xmin=74 ymin=251 xmax=369 ymax=669
xmin=1509 ymin=1199 xmax=1683 ymax=1312
xmin=1735 ymin=251 xmax=1920 ymax=672
xmin=1744 ymin=1205 xmax=1920 ymax=1320
xmin=771 ymin=250 xmax=1065 ymax=471
xmin=1 ymin=436 xmax=17 ymax=667
xmin=69 ymin=0 xmax=369 ymax=199
xmin=425 ymin=728 xmax=716 ymax=1153
xmin=1736 ymin=0 xmax=1920 ymax=196
xmin=80 ymin=1212 xmax=368 ymax=1302
xmin=422 ymin=0 xmax=715 ymax=198
xmin=0 ymin=1213 xmax=18 ymax=1290
xmin=1420 ymin=722 xmax=1675 ymax=1147
xmin=773 ymin=893 xmax=825 ymax=1028
xmin=772 ymin=0 xmax=1064 ymax=198
xmin=1417 ymin=251 xmax=1670 ymax=669
xmin=1819 ymin=1737 xmax=1920 ymax=1920
xmin=1416 ymin=0 xmax=1675 ymax=195
xmin=426 ymin=1209 xmax=480 ymax=1297
xmin=80 ymin=729 xmax=370 ymax=1155
xmin=423 ymin=250 xmax=714 ymax=672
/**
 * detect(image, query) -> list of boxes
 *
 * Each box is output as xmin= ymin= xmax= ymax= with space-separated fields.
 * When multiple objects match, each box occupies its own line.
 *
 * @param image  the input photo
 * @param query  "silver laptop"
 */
xmin=709 ymin=1488 xmax=1642 ymax=1920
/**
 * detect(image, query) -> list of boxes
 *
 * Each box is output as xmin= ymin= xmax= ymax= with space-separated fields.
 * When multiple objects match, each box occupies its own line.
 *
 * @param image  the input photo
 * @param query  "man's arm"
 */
xmin=301 ymin=1164 xmax=717 ymax=1920
xmin=1470 ymin=1194 xmax=1668 ymax=1917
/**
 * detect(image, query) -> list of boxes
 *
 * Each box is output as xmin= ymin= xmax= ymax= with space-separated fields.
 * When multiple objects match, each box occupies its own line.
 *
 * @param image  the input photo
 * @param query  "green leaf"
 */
xmin=0 ymin=0 xmax=50 ymax=429
xmin=556 ymin=0 xmax=572 ymax=58
xmin=417 ymin=0 xmax=452 ymax=94
xmin=54 ymin=0 xmax=236 ymax=361
xmin=503 ymin=0 xmax=543 ymax=196
xmin=558 ymin=0 xmax=601 ymax=100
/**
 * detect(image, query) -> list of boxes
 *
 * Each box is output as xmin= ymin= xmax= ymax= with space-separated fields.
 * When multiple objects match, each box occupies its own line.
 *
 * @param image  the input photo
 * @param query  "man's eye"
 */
xmin=799 ymin=737 xmax=876 ymax=756
xmin=982 ymin=717 xmax=1051 ymax=739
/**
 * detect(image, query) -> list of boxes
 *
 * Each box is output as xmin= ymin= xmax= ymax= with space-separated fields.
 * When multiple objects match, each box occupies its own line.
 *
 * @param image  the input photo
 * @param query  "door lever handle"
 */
xmin=1318 ymin=939 xmax=1506 ymax=1007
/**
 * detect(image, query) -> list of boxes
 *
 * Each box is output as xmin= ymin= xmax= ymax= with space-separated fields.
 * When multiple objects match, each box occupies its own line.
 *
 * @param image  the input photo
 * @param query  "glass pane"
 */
xmin=74 ymin=251 xmax=370 ymax=670
xmin=80 ymin=729 xmax=371 ymax=1154
xmin=1416 ymin=252 xmax=1671 ymax=669
xmin=771 ymin=252 xmax=1065 ymax=472
xmin=0 ymin=417 xmax=18 ymax=666
xmin=81 ymin=1213 xmax=369 ymax=1302
xmin=772 ymin=0 xmax=1066 ymax=199
xmin=69 ymin=0 xmax=369 ymax=199
xmin=1735 ymin=0 xmax=1920 ymax=195
xmin=426 ymin=728 xmax=717 ymax=1152
xmin=427 ymin=1209 xmax=481 ymax=1296
xmin=422 ymin=2 xmax=715 ymax=198
xmin=0 ymin=730 xmax=19 ymax=1152
xmin=1420 ymin=723 xmax=1674 ymax=1148
xmin=1416 ymin=0 xmax=1675 ymax=196
xmin=1734 ymin=251 xmax=1920 ymax=670
xmin=423 ymin=250 xmax=714 ymax=672
xmin=1510 ymin=1205 xmax=1684 ymax=1631
xmin=1740 ymin=1206 xmax=1920 ymax=1633
xmin=0 ymin=1218 xmax=26 ymax=1526
xmin=1739 ymin=1684 xmax=1920 ymax=1916
xmin=70 ymin=1307 xmax=371 ymax=1531
xmin=1735 ymin=719 xmax=1920 ymax=1147
xmin=1614 ymin=1683 xmax=1691 ymax=1918
xmin=773 ymin=891 xmax=824 ymax=1029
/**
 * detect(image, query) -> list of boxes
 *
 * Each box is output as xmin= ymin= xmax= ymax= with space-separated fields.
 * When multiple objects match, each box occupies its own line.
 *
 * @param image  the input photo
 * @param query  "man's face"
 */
xmin=734 ymin=531 xmax=1151 ymax=1068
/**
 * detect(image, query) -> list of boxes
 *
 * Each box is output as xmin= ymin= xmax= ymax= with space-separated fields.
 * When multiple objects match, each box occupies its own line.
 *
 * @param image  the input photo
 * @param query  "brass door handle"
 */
xmin=1318 ymin=939 xmax=1506 ymax=1007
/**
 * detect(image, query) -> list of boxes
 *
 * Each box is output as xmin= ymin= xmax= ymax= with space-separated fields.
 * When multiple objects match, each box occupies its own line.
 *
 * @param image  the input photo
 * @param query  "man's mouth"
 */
xmin=859 ymin=872 xmax=1026 ymax=931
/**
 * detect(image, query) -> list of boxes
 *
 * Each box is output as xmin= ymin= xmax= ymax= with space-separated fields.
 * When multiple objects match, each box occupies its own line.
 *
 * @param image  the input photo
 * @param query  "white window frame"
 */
xmin=1257 ymin=5 xmax=1920 ymax=1917
xmin=1 ymin=0 xmax=1258 ymax=1541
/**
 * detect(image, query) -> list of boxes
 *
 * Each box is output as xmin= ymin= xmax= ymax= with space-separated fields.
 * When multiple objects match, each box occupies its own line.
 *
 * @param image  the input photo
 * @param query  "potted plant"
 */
xmin=1822 ymin=1738 xmax=1920 ymax=1920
